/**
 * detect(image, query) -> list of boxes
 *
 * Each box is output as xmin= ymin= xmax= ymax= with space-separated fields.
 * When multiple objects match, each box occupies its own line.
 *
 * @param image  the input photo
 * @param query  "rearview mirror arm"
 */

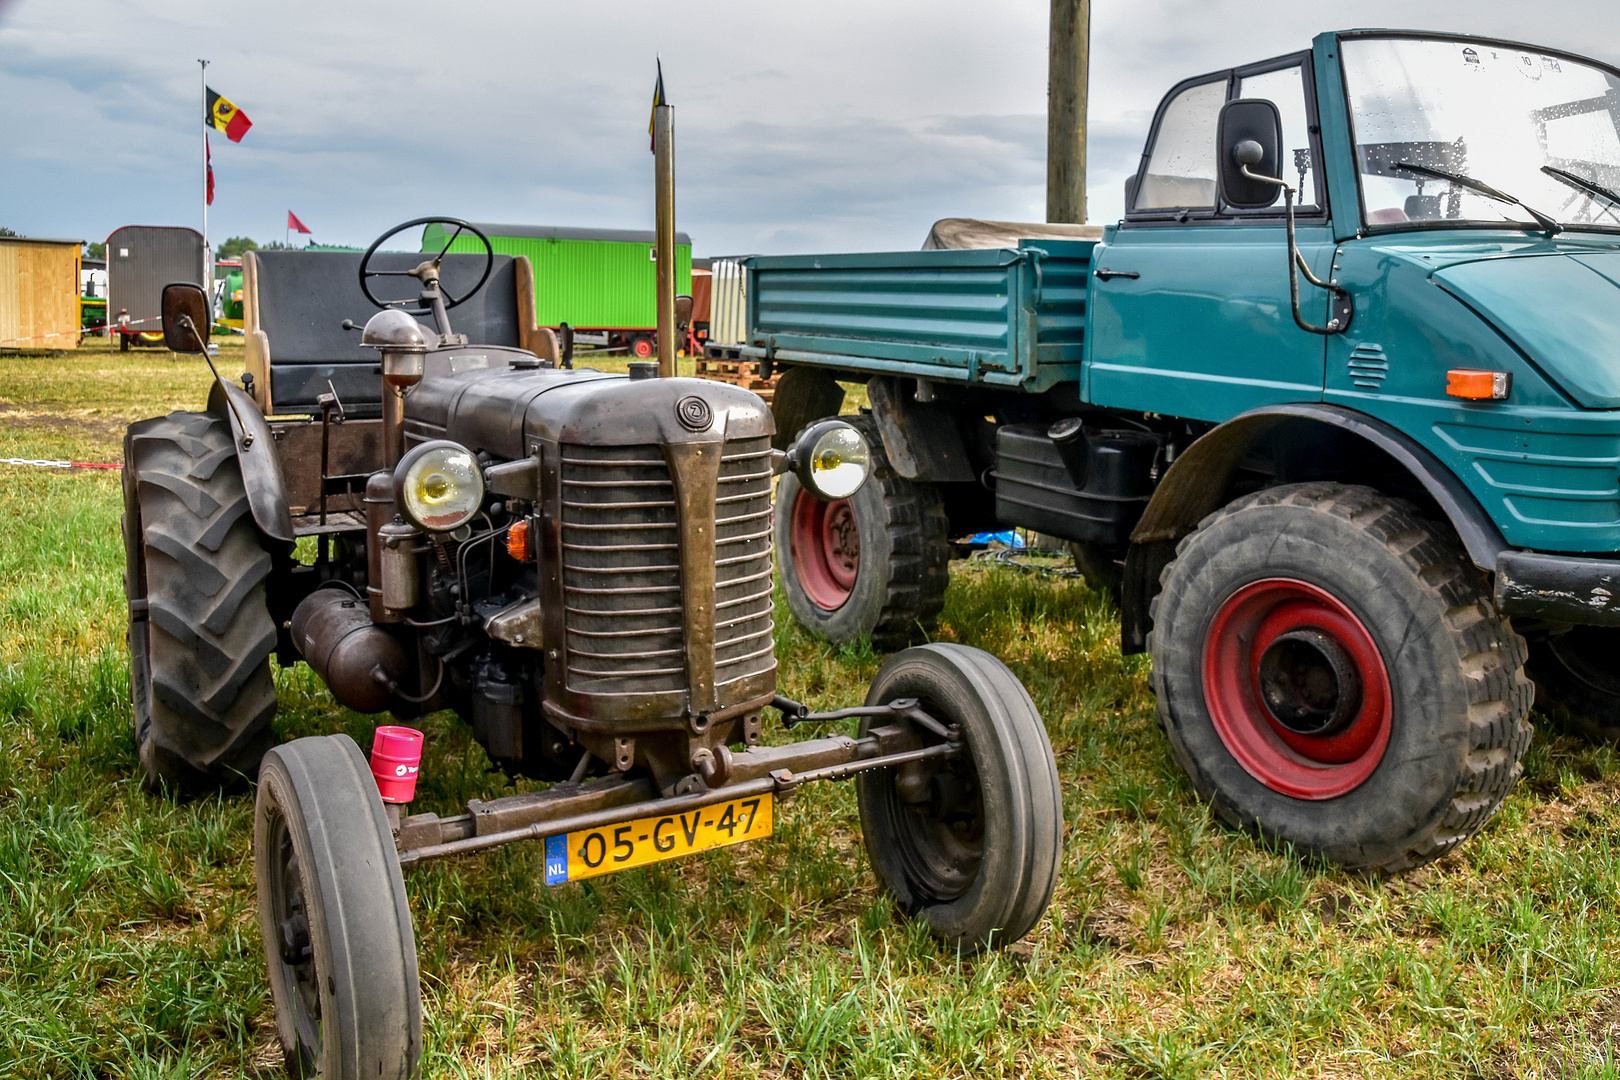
xmin=1240 ymin=164 xmax=1353 ymax=336
xmin=177 ymin=313 xmax=254 ymax=449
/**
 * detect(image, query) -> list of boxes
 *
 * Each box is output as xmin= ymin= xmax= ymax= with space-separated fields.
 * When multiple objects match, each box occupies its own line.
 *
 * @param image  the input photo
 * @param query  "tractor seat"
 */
xmin=243 ymin=250 xmax=541 ymax=417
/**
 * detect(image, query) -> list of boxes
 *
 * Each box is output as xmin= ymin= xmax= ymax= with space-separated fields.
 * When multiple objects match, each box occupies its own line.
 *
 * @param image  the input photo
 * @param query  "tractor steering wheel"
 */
xmin=357 ymin=217 xmax=494 ymax=314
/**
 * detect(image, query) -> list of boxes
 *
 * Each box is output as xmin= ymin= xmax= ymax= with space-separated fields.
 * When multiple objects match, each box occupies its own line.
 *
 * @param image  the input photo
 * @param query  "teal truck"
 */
xmin=721 ymin=29 xmax=1620 ymax=872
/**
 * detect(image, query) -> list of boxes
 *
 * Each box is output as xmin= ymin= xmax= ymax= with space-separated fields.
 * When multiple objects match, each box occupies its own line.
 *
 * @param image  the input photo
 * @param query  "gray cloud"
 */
xmin=2 ymin=0 xmax=1618 ymax=254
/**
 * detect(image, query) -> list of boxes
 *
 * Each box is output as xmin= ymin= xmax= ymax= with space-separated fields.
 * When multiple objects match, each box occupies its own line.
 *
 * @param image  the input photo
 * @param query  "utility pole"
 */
xmin=1046 ymin=0 xmax=1089 ymax=223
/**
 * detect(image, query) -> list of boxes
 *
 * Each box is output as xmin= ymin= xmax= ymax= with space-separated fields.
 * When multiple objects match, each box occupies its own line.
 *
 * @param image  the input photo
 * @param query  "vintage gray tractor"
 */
xmin=121 ymin=219 xmax=1062 ymax=1078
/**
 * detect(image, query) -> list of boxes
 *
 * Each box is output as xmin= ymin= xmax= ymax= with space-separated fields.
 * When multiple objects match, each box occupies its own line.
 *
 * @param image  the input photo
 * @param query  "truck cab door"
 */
xmin=1087 ymin=57 xmax=1336 ymax=421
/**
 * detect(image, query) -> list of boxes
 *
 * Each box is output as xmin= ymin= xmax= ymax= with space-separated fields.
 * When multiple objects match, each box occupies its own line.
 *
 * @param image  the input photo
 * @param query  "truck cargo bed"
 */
xmin=736 ymin=239 xmax=1094 ymax=393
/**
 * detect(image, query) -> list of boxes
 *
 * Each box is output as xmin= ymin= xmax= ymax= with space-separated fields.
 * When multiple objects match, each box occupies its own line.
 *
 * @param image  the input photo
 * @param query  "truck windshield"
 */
xmin=1343 ymin=36 xmax=1620 ymax=231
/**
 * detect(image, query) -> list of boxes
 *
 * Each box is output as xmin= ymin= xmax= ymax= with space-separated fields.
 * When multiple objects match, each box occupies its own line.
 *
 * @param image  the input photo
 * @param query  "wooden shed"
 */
xmin=0 ymin=236 xmax=82 ymax=350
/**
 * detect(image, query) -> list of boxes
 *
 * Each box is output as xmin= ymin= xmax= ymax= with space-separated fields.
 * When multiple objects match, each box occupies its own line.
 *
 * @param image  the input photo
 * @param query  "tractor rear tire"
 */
xmin=255 ymin=735 xmax=421 ymax=1079
xmin=856 ymin=644 xmax=1063 ymax=951
xmin=775 ymin=414 xmax=951 ymax=650
xmin=1525 ymin=627 xmax=1620 ymax=743
xmin=1148 ymin=482 xmax=1533 ymax=873
xmin=123 ymin=410 xmax=277 ymax=792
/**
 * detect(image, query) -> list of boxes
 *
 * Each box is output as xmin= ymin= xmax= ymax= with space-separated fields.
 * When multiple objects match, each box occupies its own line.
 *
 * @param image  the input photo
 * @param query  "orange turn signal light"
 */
xmin=1446 ymin=369 xmax=1511 ymax=401
xmin=505 ymin=518 xmax=532 ymax=561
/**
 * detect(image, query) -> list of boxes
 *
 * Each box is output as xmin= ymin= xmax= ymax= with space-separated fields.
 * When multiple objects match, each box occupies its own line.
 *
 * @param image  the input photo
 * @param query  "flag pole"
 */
xmin=199 ymin=59 xmax=211 ymax=287
xmin=653 ymin=73 xmax=676 ymax=378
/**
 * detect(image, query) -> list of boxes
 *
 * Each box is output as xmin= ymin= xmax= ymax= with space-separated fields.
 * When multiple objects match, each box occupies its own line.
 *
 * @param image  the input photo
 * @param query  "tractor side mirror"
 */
xmin=1217 ymin=98 xmax=1284 ymax=210
xmin=161 ymin=282 xmax=211 ymax=353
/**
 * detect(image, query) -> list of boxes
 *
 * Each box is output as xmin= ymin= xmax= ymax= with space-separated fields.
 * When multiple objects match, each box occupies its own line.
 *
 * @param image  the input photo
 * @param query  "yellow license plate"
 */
xmin=543 ymin=793 xmax=772 ymax=886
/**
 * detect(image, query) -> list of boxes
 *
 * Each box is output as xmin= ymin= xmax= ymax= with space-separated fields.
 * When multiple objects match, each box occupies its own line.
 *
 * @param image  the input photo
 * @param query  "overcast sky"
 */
xmin=3 ymin=0 xmax=1619 ymax=256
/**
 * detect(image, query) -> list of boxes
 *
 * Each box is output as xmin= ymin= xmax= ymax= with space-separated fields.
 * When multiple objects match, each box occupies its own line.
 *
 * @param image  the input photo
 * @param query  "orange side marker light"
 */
xmin=1446 ymin=369 xmax=1511 ymax=401
xmin=506 ymin=518 xmax=532 ymax=561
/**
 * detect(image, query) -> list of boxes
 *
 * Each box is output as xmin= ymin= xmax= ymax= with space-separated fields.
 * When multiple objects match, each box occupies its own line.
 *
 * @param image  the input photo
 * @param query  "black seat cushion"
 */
xmin=255 ymin=250 xmax=519 ymax=412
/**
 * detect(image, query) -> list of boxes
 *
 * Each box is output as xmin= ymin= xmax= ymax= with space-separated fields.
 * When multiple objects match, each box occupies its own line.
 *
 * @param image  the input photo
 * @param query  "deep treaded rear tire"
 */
xmin=1148 ymin=482 xmax=1533 ymax=873
xmin=123 ymin=410 xmax=277 ymax=791
xmin=776 ymin=414 xmax=951 ymax=650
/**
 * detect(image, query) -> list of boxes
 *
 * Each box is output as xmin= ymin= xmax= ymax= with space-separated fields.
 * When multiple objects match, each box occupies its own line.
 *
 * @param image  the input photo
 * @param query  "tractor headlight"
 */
xmin=394 ymin=440 xmax=485 ymax=532
xmin=790 ymin=420 xmax=870 ymax=501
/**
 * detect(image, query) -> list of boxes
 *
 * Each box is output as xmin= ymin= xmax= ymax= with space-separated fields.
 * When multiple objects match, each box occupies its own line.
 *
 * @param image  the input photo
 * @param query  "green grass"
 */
xmin=3 ymin=340 xmax=1620 ymax=1076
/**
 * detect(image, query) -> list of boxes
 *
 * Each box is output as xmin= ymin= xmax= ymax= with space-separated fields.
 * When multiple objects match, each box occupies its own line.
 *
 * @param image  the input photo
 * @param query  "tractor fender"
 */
xmin=208 ymin=380 xmax=294 ymax=544
xmin=1119 ymin=403 xmax=1506 ymax=653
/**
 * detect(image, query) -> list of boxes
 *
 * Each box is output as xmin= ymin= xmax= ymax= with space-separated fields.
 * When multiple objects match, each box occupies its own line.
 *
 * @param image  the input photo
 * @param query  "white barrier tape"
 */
xmin=0 ymin=459 xmax=121 ymax=469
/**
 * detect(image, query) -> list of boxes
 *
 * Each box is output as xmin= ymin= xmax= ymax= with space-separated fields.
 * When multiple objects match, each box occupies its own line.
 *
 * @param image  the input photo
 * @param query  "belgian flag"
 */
xmin=205 ymin=87 xmax=252 ymax=143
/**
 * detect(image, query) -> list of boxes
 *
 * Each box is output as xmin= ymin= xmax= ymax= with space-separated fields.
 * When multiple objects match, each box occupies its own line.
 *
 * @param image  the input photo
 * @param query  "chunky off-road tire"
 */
xmin=1148 ymin=482 xmax=1532 ymax=873
xmin=1525 ymin=627 xmax=1620 ymax=743
xmin=775 ymin=414 xmax=951 ymax=650
xmin=857 ymin=644 xmax=1064 ymax=951
xmin=255 ymin=735 xmax=421 ymax=1079
xmin=123 ymin=410 xmax=277 ymax=791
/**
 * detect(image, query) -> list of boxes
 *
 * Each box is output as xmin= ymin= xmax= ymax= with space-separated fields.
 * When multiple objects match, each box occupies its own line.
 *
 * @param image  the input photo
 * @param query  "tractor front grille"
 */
xmin=712 ymin=435 xmax=777 ymax=694
xmin=560 ymin=435 xmax=775 ymax=705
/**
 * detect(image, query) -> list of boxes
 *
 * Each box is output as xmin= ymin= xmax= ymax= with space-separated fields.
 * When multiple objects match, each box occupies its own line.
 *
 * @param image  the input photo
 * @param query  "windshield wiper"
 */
xmin=1541 ymin=165 xmax=1620 ymax=223
xmin=1395 ymin=161 xmax=1562 ymax=237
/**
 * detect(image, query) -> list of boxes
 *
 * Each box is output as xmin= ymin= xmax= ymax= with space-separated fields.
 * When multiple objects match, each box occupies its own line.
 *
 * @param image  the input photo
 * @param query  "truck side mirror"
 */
xmin=161 ymin=282 xmax=210 ymax=353
xmin=1217 ymin=98 xmax=1283 ymax=209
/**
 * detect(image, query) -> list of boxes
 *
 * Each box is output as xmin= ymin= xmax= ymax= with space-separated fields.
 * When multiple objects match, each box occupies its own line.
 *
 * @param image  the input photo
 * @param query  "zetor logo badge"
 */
xmin=394 ymin=764 xmax=417 ymax=777
xmin=676 ymin=395 xmax=713 ymax=431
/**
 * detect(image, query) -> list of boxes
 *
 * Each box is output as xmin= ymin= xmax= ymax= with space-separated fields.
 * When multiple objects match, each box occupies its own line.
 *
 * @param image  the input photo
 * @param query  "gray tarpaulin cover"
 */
xmin=921 ymin=218 xmax=1104 ymax=250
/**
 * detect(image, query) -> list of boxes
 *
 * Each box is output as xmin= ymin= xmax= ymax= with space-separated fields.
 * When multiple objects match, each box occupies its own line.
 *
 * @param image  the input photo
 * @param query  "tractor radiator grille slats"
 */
xmin=560 ymin=436 xmax=776 ymax=702
xmin=713 ymin=436 xmax=776 ymax=693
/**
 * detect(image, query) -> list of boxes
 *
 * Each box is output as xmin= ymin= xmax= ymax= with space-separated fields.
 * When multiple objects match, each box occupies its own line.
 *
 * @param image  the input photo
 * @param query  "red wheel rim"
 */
xmin=1201 ymin=578 xmax=1392 ymax=800
xmin=632 ymin=337 xmax=654 ymax=358
xmin=789 ymin=488 xmax=858 ymax=610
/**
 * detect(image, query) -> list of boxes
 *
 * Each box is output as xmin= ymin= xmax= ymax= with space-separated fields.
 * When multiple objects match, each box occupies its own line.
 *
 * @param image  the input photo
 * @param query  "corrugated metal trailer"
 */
xmin=424 ymin=222 xmax=691 ymax=356
xmin=106 ymin=225 xmax=206 ymax=345
xmin=0 ymin=236 xmax=83 ymax=350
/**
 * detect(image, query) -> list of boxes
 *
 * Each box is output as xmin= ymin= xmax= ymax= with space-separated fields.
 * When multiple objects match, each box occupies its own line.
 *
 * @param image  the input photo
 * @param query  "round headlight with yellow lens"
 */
xmin=393 ymin=440 xmax=485 ymax=532
xmin=790 ymin=420 xmax=871 ymax=501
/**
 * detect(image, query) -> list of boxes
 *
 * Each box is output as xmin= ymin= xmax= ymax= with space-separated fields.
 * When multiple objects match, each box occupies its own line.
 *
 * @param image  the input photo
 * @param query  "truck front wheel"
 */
xmin=1148 ymin=482 xmax=1532 ymax=873
xmin=1525 ymin=627 xmax=1620 ymax=743
xmin=775 ymin=415 xmax=950 ymax=650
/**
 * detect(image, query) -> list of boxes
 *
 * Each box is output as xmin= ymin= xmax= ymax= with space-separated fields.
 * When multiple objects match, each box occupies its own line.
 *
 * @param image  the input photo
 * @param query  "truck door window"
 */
xmin=1135 ymin=80 xmax=1226 ymax=209
xmin=1237 ymin=65 xmax=1320 ymax=211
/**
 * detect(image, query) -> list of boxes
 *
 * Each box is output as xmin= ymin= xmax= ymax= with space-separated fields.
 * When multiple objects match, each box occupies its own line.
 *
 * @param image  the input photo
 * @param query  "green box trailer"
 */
xmin=424 ymin=222 xmax=691 ymax=358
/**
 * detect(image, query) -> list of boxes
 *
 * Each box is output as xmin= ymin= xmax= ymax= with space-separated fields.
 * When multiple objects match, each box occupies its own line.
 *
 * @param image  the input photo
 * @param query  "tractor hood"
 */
xmin=1433 ymin=252 xmax=1620 ymax=409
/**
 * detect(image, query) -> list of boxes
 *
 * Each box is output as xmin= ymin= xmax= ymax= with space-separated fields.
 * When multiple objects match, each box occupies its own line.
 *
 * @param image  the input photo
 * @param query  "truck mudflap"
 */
xmin=1495 ymin=550 xmax=1620 ymax=627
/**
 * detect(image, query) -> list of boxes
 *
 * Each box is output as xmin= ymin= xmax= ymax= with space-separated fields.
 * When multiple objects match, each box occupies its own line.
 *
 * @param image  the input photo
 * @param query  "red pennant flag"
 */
xmin=287 ymin=211 xmax=312 ymax=235
xmin=206 ymin=135 xmax=215 ymax=206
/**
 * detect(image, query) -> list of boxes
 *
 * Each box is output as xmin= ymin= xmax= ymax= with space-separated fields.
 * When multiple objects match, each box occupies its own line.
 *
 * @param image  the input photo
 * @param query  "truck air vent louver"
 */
xmin=1347 ymin=343 xmax=1390 ymax=389
xmin=559 ymin=436 xmax=776 ymax=704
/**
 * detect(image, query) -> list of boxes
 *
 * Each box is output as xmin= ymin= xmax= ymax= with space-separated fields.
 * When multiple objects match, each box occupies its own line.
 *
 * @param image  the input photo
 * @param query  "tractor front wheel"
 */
xmin=255 ymin=735 xmax=421 ymax=1079
xmin=1148 ymin=483 xmax=1532 ymax=873
xmin=856 ymin=644 xmax=1063 ymax=951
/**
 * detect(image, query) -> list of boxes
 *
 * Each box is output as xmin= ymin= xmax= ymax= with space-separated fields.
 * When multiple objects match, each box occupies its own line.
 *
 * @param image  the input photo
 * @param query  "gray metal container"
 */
xmin=106 ymin=226 xmax=206 ymax=332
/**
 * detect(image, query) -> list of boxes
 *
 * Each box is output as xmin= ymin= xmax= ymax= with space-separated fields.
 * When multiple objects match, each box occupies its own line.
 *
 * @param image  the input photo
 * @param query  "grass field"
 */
xmin=3 ymin=339 xmax=1620 ymax=1078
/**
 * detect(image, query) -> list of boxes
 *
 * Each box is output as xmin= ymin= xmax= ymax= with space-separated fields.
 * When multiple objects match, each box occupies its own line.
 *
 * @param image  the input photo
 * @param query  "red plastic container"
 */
xmin=369 ymin=726 xmax=424 ymax=803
